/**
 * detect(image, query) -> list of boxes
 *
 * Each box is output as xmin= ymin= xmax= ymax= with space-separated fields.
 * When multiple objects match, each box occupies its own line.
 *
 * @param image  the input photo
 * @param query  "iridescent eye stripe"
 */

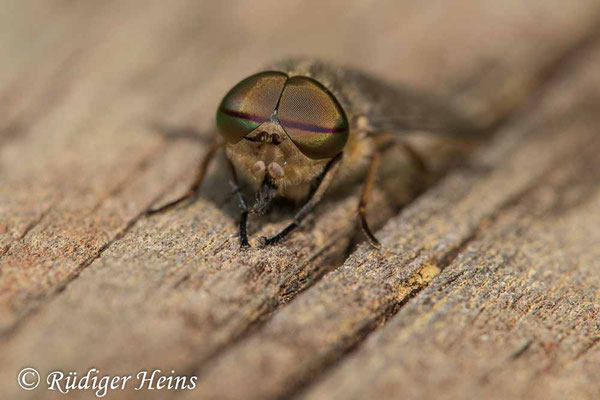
xmin=220 ymin=108 xmax=345 ymax=134
xmin=219 ymin=108 xmax=267 ymax=124
xmin=279 ymin=118 xmax=346 ymax=134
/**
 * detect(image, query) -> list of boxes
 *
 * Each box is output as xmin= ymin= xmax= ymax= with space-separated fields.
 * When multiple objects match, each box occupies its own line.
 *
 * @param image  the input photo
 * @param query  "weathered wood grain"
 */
xmin=301 ymin=154 xmax=600 ymax=400
xmin=300 ymin=107 xmax=600 ymax=400
xmin=1 ymin=1 xmax=600 ymax=400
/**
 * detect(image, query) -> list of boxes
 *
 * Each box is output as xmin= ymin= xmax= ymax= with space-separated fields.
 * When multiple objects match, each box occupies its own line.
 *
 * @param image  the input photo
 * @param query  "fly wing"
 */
xmin=269 ymin=58 xmax=483 ymax=141
xmin=341 ymin=68 xmax=482 ymax=140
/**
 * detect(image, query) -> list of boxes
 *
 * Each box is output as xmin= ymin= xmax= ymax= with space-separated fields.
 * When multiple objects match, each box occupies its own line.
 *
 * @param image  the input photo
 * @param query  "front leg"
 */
xmin=259 ymin=153 xmax=343 ymax=246
xmin=146 ymin=134 xmax=221 ymax=215
xmin=226 ymin=157 xmax=250 ymax=248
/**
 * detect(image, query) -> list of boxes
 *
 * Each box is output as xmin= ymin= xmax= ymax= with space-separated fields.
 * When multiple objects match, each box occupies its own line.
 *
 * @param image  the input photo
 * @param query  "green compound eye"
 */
xmin=216 ymin=71 xmax=288 ymax=143
xmin=277 ymin=76 xmax=349 ymax=159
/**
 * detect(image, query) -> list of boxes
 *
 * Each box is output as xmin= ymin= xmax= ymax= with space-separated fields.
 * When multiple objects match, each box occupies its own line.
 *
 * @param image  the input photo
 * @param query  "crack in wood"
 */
xmin=0 ymin=203 xmax=54 ymax=262
xmin=0 ymin=207 xmax=148 ymax=339
xmin=276 ymin=262 xmax=442 ymax=400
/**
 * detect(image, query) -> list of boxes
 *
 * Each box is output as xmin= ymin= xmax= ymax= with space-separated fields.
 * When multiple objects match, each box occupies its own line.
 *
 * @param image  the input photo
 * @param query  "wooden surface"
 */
xmin=1 ymin=1 xmax=600 ymax=399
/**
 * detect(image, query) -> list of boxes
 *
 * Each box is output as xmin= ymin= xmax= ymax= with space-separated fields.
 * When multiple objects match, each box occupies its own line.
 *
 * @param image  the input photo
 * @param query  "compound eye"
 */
xmin=277 ymin=76 xmax=349 ymax=159
xmin=216 ymin=71 xmax=288 ymax=143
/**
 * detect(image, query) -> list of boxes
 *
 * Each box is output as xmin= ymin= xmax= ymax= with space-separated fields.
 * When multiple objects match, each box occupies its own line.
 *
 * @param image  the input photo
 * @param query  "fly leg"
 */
xmin=146 ymin=135 xmax=221 ymax=215
xmin=395 ymin=140 xmax=430 ymax=180
xmin=226 ymin=157 xmax=250 ymax=247
xmin=358 ymin=133 xmax=430 ymax=248
xmin=259 ymin=153 xmax=343 ymax=246
xmin=368 ymin=131 xmax=429 ymax=178
xmin=358 ymin=151 xmax=382 ymax=248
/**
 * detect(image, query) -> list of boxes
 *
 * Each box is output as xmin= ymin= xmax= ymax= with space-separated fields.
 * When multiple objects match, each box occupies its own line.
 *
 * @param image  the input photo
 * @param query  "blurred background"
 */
xmin=2 ymin=0 xmax=600 ymax=201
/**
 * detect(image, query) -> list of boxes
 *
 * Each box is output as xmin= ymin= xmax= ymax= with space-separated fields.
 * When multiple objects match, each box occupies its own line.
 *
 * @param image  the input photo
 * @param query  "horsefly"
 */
xmin=147 ymin=59 xmax=479 ymax=248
